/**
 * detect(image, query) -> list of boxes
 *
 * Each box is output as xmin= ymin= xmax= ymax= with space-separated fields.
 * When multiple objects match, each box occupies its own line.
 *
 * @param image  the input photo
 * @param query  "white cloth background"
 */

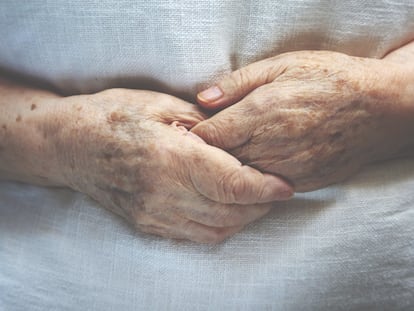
xmin=0 ymin=1 xmax=413 ymax=310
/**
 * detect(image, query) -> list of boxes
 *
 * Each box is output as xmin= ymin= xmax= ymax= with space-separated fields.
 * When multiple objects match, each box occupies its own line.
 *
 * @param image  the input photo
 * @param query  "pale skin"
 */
xmin=193 ymin=41 xmax=414 ymax=192
xmin=1 ymin=42 xmax=413 ymax=243
xmin=0 ymin=80 xmax=292 ymax=244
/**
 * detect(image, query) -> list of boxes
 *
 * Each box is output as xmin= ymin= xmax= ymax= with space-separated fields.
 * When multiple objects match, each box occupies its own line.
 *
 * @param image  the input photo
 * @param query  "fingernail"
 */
xmin=262 ymin=178 xmax=294 ymax=202
xmin=279 ymin=188 xmax=294 ymax=200
xmin=197 ymin=86 xmax=224 ymax=103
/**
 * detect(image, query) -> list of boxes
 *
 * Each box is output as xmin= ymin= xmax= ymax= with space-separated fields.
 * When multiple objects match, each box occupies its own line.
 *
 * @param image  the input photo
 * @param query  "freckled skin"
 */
xmin=108 ymin=111 xmax=129 ymax=123
xmin=54 ymin=90 xmax=291 ymax=242
xmin=0 ymin=81 xmax=291 ymax=243
xmin=193 ymin=49 xmax=414 ymax=192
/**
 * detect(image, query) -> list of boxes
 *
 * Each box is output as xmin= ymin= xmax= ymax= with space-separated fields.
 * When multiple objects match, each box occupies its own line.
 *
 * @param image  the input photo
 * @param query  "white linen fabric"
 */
xmin=0 ymin=1 xmax=413 ymax=310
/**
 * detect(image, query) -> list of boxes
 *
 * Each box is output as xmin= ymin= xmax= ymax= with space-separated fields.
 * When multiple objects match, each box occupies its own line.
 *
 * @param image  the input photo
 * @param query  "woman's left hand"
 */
xmin=192 ymin=50 xmax=414 ymax=191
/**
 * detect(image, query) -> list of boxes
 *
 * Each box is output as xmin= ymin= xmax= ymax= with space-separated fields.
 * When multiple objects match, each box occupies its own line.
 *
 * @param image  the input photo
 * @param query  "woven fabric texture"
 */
xmin=1 ymin=1 xmax=413 ymax=310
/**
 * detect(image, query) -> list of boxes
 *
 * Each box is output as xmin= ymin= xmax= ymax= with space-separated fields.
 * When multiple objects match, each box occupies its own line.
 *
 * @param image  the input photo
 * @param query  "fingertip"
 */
xmin=225 ymin=166 xmax=294 ymax=204
xmin=262 ymin=174 xmax=294 ymax=201
xmin=197 ymin=87 xmax=233 ymax=110
xmin=197 ymin=86 xmax=224 ymax=106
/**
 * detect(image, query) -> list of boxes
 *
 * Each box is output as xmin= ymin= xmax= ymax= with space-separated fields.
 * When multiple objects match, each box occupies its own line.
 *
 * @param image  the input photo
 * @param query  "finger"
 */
xmin=181 ymin=221 xmax=244 ymax=244
xmin=192 ymin=80 xmax=285 ymax=150
xmin=186 ymin=140 xmax=293 ymax=204
xmin=137 ymin=217 xmax=244 ymax=244
xmin=196 ymin=57 xmax=287 ymax=109
xmin=141 ymin=91 xmax=207 ymax=127
xmin=191 ymin=95 xmax=257 ymax=150
xmin=176 ymin=199 xmax=273 ymax=227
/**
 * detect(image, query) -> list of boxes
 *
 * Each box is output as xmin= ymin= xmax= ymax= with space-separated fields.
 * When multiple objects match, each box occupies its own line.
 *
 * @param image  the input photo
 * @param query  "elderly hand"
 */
xmin=49 ymin=89 xmax=292 ymax=243
xmin=192 ymin=50 xmax=414 ymax=192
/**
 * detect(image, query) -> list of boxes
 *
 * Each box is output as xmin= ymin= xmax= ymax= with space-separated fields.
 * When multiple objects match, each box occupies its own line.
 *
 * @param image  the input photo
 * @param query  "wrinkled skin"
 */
xmin=193 ymin=49 xmax=414 ymax=191
xmin=51 ymin=89 xmax=292 ymax=243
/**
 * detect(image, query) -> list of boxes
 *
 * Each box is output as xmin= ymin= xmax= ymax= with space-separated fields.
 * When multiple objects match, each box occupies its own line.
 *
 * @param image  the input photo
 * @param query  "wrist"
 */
xmin=391 ymin=63 xmax=414 ymax=157
xmin=35 ymin=96 xmax=79 ymax=187
xmin=0 ymin=86 xmax=68 ymax=187
xmin=368 ymin=60 xmax=414 ymax=161
xmin=48 ymin=94 xmax=101 ymax=191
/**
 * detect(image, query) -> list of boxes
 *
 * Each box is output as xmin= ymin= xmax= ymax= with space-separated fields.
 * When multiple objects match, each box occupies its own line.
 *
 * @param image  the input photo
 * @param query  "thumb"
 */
xmin=191 ymin=102 xmax=252 ymax=150
xmin=197 ymin=58 xmax=285 ymax=110
xmin=188 ymin=140 xmax=293 ymax=204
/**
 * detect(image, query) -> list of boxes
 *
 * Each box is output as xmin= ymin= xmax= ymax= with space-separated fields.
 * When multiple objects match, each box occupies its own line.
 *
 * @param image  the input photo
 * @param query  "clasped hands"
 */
xmin=56 ymin=48 xmax=413 ymax=243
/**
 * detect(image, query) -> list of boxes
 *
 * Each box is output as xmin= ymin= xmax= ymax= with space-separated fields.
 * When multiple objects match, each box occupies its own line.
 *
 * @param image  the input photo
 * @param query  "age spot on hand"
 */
xmin=108 ymin=111 xmax=129 ymax=123
xmin=31 ymin=104 xmax=37 ymax=110
xmin=16 ymin=115 xmax=22 ymax=122
xmin=335 ymin=79 xmax=346 ymax=91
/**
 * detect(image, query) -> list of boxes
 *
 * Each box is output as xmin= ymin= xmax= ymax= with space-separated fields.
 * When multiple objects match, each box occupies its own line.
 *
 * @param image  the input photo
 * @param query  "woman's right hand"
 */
xmin=50 ymin=89 xmax=292 ymax=243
